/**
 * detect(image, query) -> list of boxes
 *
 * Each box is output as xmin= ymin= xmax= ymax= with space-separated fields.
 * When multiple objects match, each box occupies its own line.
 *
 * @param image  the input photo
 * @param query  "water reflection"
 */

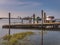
xmin=0 ymin=19 xmax=60 ymax=45
xmin=43 ymin=31 xmax=60 ymax=45
xmin=1 ymin=29 xmax=60 ymax=45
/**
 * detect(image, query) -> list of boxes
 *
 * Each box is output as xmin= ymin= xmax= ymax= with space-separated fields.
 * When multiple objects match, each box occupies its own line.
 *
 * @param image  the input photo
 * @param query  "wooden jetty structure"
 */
xmin=2 ymin=10 xmax=60 ymax=30
xmin=2 ymin=22 xmax=60 ymax=30
xmin=2 ymin=10 xmax=60 ymax=45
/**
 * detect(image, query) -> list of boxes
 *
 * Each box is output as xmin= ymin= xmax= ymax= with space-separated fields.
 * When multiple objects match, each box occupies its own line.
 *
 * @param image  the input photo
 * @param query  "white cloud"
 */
xmin=0 ymin=0 xmax=42 ymax=12
xmin=22 ymin=2 xmax=41 ymax=8
xmin=0 ymin=0 xmax=59 ymax=19
xmin=0 ymin=0 xmax=41 ymax=7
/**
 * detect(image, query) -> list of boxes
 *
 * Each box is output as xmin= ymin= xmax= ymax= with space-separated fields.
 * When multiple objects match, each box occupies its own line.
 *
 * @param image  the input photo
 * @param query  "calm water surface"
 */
xmin=0 ymin=19 xmax=60 ymax=45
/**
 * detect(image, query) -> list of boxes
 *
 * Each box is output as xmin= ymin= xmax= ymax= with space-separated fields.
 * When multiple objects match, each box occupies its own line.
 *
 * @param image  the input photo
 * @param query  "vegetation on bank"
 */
xmin=2 ymin=31 xmax=34 ymax=45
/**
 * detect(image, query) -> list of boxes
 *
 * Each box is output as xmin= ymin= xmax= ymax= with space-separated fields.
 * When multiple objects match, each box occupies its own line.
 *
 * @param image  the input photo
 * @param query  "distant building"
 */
xmin=46 ymin=16 xmax=55 ymax=23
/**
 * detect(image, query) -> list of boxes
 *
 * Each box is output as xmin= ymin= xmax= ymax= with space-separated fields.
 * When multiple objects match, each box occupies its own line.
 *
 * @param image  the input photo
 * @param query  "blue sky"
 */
xmin=0 ymin=0 xmax=60 ymax=18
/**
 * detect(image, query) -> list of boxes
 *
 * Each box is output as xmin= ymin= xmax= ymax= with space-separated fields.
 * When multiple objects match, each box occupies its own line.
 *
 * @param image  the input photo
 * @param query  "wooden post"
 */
xmin=9 ymin=12 xmax=11 ymax=35
xmin=33 ymin=14 xmax=35 ymax=24
xmin=41 ymin=10 xmax=44 ymax=45
xmin=44 ymin=12 xmax=46 ymax=23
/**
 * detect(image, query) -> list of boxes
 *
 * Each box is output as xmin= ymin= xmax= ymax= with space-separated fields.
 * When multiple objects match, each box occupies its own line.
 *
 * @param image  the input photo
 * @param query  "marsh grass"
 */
xmin=2 ymin=31 xmax=35 ymax=45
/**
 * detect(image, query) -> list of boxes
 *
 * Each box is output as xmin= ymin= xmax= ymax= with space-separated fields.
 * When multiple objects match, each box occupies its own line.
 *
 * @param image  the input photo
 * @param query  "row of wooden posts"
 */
xmin=21 ymin=12 xmax=46 ymax=24
xmin=17 ymin=14 xmax=41 ymax=24
xmin=8 ymin=10 xmax=45 ymax=45
xmin=8 ymin=11 xmax=46 ymax=25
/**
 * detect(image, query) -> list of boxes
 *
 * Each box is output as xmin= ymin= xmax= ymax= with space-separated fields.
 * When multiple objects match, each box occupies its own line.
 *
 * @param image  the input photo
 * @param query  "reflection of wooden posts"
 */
xmin=9 ymin=12 xmax=11 ymax=35
xmin=33 ymin=14 xmax=35 ymax=24
xmin=53 ymin=24 xmax=58 ymax=29
xmin=41 ymin=10 xmax=43 ymax=45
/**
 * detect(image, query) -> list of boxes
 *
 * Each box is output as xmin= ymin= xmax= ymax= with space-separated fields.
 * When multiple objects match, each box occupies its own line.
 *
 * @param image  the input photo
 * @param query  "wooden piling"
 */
xmin=33 ymin=14 xmax=35 ymax=24
xmin=44 ymin=12 xmax=46 ymax=23
xmin=9 ymin=12 xmax=11 ymax=35
xmin=41 ymin=10 xmax=44 ymax=45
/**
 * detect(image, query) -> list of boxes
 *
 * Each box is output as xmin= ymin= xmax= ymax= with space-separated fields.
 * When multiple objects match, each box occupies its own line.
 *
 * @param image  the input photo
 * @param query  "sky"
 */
xmin=0 ymin=0 xmax=60 ymax=18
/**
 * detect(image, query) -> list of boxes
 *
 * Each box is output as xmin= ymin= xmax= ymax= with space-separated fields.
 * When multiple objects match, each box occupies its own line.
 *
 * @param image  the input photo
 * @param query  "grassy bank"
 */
xmin=1 ymin=31 xmax=35 ymax=45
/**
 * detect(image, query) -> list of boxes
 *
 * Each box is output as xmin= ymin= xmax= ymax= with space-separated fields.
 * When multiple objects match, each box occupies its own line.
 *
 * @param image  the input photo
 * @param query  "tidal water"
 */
xmin=0 ymin=19 xmax=60 ymax=45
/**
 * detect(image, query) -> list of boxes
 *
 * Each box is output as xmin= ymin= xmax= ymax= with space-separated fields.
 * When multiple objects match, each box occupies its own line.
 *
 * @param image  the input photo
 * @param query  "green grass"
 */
xmin=2 ymin=31 xmax=34 ymax=45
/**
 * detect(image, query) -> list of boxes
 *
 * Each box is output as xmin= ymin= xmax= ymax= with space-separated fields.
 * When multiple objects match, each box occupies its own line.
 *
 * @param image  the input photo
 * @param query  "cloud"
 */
xmin=0 ymin=0 xmax=59 ymax=19
xmin=21 ymin=2 xmax=42 ymax=8
xmin=0 ymin=0 xmax=42 ymax=12
xmin=0 ymin=0 xmax=42 ymax=18
xmin=0 ymin=0 xmax=41 ymax=5
xmin=0 ymin=0 xmax=41 ymax=8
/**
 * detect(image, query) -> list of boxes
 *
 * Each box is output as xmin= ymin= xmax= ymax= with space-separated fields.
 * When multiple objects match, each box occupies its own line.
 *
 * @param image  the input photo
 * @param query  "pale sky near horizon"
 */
xmin=0 ymin=0 xmax=60 ymax=18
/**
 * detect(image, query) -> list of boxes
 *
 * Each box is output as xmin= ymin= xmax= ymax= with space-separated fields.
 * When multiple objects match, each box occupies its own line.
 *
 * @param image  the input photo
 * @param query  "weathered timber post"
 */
xmin=33 ymin=14 xmax=35 ymax=24
xmin=9 ymin=12 xmax=11 ymax=35
xmin=44 ymin=12 xmax=46 ymax=23
xmin=41 ymin=10 xmax=44 ymax=45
